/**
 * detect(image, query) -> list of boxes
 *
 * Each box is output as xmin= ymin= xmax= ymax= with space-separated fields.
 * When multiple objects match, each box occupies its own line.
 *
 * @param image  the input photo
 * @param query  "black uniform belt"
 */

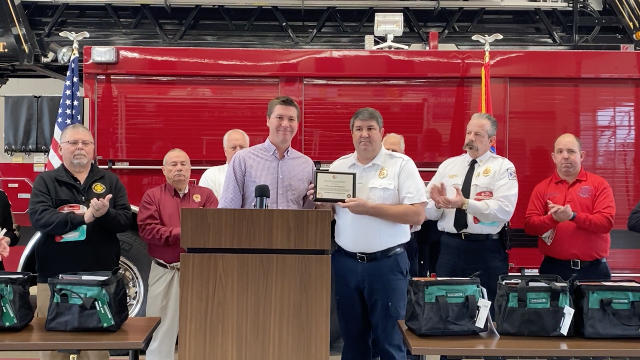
xmin=338 ymin=244 xmax=405 ymax=263
xmin=153 ymin=258 xmax=180 ymax=271
xmin=544 ymin=256 xmax=606 ymax=270
xmin=447 ymin=233 xmax=501 ymax=241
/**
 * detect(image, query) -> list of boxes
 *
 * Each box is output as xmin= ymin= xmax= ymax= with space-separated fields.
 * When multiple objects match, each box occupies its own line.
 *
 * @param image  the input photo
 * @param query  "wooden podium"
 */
xmin=179 ymin=208 xmax=333 ymax=360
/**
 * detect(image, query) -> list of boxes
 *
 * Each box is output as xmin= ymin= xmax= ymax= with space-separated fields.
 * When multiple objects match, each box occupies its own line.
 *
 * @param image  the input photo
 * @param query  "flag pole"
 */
xmin=471 ymin=33 xmax=501 ymax=153
xmin=45 ymin=31 xmax=89 ymax=171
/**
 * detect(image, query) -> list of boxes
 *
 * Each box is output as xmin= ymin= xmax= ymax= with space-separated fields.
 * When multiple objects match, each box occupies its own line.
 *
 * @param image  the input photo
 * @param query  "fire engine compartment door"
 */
xmin=3 ymin=96 xmax=60 ymax=154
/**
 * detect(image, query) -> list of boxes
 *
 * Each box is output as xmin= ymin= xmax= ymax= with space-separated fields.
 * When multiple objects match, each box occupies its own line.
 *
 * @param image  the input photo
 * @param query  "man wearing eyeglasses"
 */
xmin=29 ymin=124 xmax=132 ymax=360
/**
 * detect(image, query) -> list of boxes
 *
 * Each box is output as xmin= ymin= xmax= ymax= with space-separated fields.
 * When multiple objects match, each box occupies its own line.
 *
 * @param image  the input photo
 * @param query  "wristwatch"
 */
xmin=570 ymin=212 xmax=577 ymax=221
xmin=461 ymin=199 xmax=469 ymax=210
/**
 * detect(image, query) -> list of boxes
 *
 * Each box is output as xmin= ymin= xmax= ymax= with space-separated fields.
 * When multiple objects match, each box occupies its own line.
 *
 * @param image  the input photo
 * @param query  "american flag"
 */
xmin=46 ymin=54 xmax=82 ymax=170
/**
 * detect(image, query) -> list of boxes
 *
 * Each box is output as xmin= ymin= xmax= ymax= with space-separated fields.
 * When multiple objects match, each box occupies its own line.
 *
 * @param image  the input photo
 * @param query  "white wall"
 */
xmin=0 ymin=78 xmax=85 ymax=164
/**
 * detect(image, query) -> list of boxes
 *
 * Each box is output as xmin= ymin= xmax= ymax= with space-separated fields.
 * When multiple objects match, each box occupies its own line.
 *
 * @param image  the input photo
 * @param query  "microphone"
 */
xmin=254 ymin=184 xmax=270 ymax=209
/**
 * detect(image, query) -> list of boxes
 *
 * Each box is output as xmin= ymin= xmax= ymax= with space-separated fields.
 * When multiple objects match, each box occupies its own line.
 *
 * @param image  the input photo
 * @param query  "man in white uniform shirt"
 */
xmin=426 ymin=112 xmax=518 ymax=314
xmin=330 ymin=108 xmax=426 ymax=360
xmin=199 ymin=129 xmax=249 ymax=199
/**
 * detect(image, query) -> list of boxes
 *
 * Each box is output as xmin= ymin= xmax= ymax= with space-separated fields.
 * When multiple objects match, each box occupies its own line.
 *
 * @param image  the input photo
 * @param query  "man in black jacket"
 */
xmin=29 ymin=124 xmax=131 ymax=360
xmin=0 ymin=189 xmax=20 ymax=270
xmin=628 ymin=200 xmax=640 ymax=233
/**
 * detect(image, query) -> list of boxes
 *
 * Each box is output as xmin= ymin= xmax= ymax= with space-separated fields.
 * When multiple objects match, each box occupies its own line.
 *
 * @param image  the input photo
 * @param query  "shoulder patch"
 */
xmin=92 ymin=182 xmax=106 ymax=194
xmin=507 ymin=168 xmax=517 ymax=181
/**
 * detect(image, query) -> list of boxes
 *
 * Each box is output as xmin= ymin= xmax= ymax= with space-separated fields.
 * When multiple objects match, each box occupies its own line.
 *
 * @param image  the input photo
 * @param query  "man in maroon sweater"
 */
xmin=525 ymin=133 xmax=615 ymax=282
xmin=138 ymin=149 xmax=217 ymax=360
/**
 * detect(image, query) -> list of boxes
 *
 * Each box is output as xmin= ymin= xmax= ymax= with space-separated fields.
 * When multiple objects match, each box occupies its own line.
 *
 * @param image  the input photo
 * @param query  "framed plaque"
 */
xmin=314 ymin=171 xmax=356 ymax=203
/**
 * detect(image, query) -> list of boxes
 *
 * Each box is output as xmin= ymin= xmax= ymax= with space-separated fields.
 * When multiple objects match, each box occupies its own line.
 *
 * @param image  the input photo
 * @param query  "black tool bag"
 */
xmin=45 ymin=268 xmax=128 ymax=332
xmin=0 ymin=271 xmax=34 ymax=331
xmin=495 ymin=275 xmax=573 ymax=336
xmin=406 ymin=277 xmax=487 ymax=336
xmin=574 ymin=280 xmax=640 ymax=338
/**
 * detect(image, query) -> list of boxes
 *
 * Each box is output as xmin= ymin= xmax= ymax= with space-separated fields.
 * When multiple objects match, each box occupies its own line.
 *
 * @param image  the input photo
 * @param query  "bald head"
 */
xmin=554 ymin=133 xmax=582 ymax=152
xmin=383 ymin=133 xmax=405 ymax=154
xmin=552 ymin=133 xmax=585 ymax=182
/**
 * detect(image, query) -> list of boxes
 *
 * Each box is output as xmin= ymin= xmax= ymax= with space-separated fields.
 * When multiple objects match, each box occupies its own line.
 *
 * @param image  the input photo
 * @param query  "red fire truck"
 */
xmin=2 ymin=47 xmax=640 ymax=337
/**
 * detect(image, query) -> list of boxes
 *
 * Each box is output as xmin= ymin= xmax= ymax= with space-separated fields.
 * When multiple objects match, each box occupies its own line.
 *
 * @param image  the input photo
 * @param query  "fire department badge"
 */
xmin=193 ymin=194 xmax=201 ymax=202
xmin=92 ymin=183 xmax=106 ymax=194
xmin=482 ymin=167 xmax=492 ymax=177
xmin=378 ymin=167 xmax=388 ymax=179
xmin=577 ymin=186 xmax=593 ymax=198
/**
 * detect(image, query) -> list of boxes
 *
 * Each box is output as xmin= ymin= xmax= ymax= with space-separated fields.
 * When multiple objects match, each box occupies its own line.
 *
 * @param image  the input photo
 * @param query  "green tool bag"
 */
xmin=45 ymin=268 xmax=128 ymax=332
xmin=574 ymin=280 xmax=640 ymax=338
xmin=0 ymin=271 xmax=34 ymax=331
xmin=405 ymin=277 xmax=488 ymax=336
xmin=495 ymin=275 xmax=573 ymax=336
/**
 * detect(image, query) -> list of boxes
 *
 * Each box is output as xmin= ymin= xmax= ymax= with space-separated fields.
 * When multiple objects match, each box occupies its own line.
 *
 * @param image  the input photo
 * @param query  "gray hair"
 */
xmin=383 ymin=133 xmax=405 ymax=152
xmin=60 ymin=124 xmax=92 ymax=142
xmin=350 ymin=107 xmax=383 ymax=131
xmin=223 ymin=129 xmax=250 ymax=148
xmin=163 ymin=148 xmax=189 ymax=166
xmin=471 ymin=113 xmax=498 ymax=138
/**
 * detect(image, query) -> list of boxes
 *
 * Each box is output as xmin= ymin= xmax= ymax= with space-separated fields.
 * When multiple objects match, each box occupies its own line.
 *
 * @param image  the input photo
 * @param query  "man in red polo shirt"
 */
xmin=524 ymin=133 xmax=615 ymax=281
xmin=138 ymin=148 xmax=217 ymax=360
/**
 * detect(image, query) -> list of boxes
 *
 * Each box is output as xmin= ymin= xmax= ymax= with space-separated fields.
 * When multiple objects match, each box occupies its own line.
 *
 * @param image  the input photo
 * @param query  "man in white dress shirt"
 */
xmin=199 ymin=129 xmax=249 ymax=199
xmin=426 ymin=112 xmax=518 ymax=313
xmin=330 ymin=108 xmax=426 ymax=360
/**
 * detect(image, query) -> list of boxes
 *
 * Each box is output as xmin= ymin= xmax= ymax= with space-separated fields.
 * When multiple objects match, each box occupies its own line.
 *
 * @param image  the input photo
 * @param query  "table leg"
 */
xmin=129 ymin=349 xmax=140 ymax=360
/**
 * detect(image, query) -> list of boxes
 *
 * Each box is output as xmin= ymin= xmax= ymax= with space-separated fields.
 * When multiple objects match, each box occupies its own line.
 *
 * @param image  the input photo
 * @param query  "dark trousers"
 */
xmin=436 ymin=233 xmax=508 ymax=318
xmin=416 ymin=220 xmax=442 ymax=277
xmin=406 ymin=233 xmax=419 ymax=278
xmin=539 ymin=257 xmax=611 ymax=284
xmin=332 ymin=247 xmax=409 ymax=360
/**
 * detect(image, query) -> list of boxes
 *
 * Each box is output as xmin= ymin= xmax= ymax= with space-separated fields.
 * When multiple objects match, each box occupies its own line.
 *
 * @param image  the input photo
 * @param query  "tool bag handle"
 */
xmin=517 ymin=279 xmax=562 ymax=307
xmin=601 ymin=299 xmax=640 ymax=327
xmin=436 ymin=295 xmax=478 ymax=325
xmin=53 ymin=287 xmax=96 ymax=310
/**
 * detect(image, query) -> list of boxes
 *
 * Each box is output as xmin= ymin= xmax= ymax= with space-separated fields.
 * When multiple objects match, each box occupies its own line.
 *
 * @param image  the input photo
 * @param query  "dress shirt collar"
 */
xmin=264 ymin=138 xmax=291 ymax=158
xmin=346 ymin=146 xmax=386 ymax=168
xmin=464 ymin=150 xmax=492 ymax=167
xmin=164 ymin=182 xmax=190 ymax=197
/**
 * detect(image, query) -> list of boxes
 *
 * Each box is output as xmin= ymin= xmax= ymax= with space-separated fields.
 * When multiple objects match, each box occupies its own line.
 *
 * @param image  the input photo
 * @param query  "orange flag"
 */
xmin=479 ymin=48 xmax=495 ymax=153
xmin=479 ymin=51 xmax=493 ymax=115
